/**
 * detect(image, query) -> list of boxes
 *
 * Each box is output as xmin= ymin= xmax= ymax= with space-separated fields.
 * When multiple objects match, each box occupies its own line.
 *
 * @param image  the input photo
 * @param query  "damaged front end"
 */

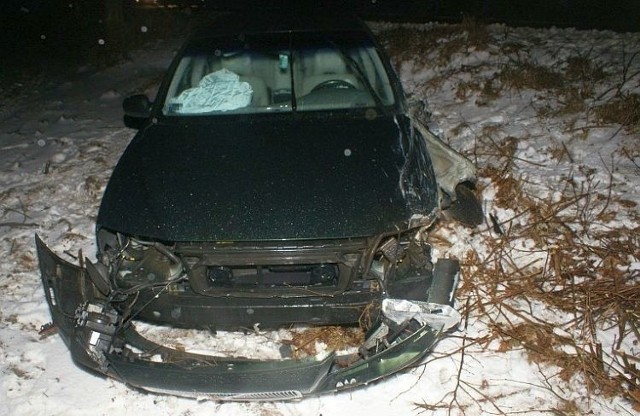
xmin=36 ymin=221 xmax=460 ymax=400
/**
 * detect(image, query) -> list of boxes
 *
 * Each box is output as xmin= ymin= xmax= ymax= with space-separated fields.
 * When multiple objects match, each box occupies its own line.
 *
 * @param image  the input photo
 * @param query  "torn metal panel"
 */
xmin=394 ymin=115 xmax=440 ymax=214
xmin=412 ymin=118 xmax=477 ymax=198
xmin=382 ymin=299 xmax=461 ymax=331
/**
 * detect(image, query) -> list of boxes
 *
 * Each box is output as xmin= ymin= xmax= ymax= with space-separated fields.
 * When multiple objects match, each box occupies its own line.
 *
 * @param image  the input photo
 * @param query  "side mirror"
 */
xmin=123 ymin=94 xmax=152 ymax=129
xmin=123 ymin=94 xmax=152 ymax=118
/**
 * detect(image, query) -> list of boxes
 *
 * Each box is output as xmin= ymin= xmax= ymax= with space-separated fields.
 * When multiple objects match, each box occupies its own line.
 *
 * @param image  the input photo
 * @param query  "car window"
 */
xmin=292 ymin=33 xmax=396 ymax=111
xmin=162 ymin=31 xmax=396 ymax=116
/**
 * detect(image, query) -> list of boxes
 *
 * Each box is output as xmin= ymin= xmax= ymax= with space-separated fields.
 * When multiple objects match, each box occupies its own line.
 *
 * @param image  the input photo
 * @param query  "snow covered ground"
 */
xmin=1 ymin=21 xmax=638 ymax=415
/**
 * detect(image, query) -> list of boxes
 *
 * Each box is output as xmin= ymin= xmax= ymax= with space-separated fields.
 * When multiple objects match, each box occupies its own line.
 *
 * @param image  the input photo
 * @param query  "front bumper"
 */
xmin=36 ymin=235 xmax=459 ymax=400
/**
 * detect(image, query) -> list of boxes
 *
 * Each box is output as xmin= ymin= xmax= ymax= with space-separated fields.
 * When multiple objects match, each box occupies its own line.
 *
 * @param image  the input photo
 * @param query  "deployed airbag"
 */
xmin=169 ymin=69 xmax=253 ymax=113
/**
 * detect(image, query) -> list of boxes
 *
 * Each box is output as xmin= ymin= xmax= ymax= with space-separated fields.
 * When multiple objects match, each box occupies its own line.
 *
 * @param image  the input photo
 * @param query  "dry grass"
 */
xmin=380 ymin=17 xmax=489 ymax=69
xmin=421 ymin=148 xmax=640 ymax=412
xmin=565 ymin=56 xmax=607 ymax=83
xmin=499 ymin=61 xmax=564 ymax=91
xmin=491 ymin=49 xmax=638 ymax=128
xmin=593 ymin=93 xmax=640 ymax=132
xmin=379 ymin=23 xmax=640 ymax=136
xmin=376 ymin=22 xmax=640 ymax=412
xmin=415 ymin=167 xmax=640 ymax=413
xmin=284 ymin=326 xmax=364 ymax=359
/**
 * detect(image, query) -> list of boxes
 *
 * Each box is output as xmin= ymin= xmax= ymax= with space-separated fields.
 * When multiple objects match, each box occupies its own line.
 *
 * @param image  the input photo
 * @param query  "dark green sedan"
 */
xmin=36 ymin=10 xmax=481 ymax=400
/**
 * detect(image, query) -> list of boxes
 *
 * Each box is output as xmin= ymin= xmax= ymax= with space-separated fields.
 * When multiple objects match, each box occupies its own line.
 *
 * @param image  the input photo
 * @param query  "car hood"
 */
xmin=97 ymin=114 xmax=438 ymax=241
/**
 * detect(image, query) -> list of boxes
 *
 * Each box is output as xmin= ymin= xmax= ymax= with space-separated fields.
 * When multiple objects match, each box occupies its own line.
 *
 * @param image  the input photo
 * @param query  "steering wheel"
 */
xmin=311 ymin=79 xmax=356 ymax=92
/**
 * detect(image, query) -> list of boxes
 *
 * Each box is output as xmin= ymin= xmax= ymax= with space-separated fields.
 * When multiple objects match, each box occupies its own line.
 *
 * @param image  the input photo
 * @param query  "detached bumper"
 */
xmin=36 ymin=236 xmax=459 ymax=400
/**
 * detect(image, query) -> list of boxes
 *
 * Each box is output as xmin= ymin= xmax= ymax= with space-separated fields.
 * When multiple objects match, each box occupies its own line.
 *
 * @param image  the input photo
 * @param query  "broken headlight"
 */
xmin=89 ymin=228 xmax=185 ymax=295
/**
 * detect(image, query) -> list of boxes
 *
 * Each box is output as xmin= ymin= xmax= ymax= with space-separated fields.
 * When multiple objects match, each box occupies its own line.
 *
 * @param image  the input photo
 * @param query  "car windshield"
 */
xmin=162 ymin=31 xmax=396 ymax=115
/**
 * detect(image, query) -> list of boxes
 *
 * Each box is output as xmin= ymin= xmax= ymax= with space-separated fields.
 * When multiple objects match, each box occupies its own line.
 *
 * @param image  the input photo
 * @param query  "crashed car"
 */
xmin=36 ymin=12 xmax=482 ymax=400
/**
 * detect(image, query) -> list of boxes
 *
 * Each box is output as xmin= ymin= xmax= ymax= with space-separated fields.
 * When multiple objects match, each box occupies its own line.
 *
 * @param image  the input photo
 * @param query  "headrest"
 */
xmin=222 ymin=53 xmax=252 ymax=75
xmin=311 ymin=49 xmax=347 ymax=74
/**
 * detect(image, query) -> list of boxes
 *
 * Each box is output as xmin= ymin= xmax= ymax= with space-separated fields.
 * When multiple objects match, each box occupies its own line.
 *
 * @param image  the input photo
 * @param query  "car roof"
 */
xmin=191 ymin=10 xmax=369 ymax=38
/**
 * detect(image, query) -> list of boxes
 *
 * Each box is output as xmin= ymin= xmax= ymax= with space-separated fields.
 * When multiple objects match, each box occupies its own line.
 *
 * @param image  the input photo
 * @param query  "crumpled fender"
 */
xmin=36 ymin=235 xmax=460 ymax=400
xmin=412 ymin=118 xmax=477 ymax=198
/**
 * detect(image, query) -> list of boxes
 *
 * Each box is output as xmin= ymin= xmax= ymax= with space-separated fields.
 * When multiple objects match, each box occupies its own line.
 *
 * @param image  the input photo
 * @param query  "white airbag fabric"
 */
xmin=170 ymin=69 xmax=253 ymax=113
